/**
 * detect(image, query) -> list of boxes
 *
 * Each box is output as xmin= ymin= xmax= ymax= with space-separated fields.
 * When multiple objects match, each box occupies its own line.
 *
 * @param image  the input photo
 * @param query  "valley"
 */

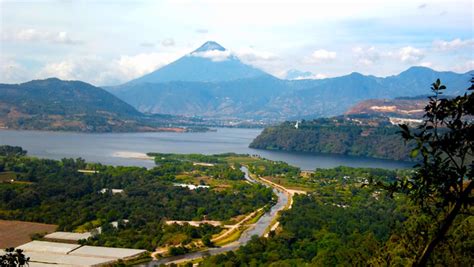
xmin=1 ymin=1 xmax=473 ymax=265
xmin=1 ymin=141 xmax=471 ymax=266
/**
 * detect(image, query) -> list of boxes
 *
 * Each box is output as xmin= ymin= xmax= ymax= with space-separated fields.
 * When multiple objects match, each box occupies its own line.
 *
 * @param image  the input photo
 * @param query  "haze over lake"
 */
xmin=0 ymin=128 xmax=411 ymax=170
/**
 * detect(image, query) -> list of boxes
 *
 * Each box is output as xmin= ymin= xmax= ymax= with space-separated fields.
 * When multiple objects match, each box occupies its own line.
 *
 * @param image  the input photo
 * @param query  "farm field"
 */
xmin=0 ymin=219 xmax=57 ymax=248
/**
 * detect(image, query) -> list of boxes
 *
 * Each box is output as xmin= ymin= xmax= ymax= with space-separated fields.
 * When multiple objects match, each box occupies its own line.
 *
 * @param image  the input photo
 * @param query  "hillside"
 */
xmin=112 ymin=76 xmax=290 ymax=119
xmin=0 ymin=78 xmax=203 ymax=132
xmin=249 ymin=117 xmax=415 ymax=161
xmin=345 ymin=96 xmax=429 ymax=118
xmin=109 ymin=42 xmax=473 ymax=121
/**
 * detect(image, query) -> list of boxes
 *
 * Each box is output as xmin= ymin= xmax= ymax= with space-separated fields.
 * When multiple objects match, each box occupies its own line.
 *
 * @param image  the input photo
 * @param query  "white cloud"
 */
xmin=352 ymin=46 xmax=380 ymax=66
xmin=433 ymin=38 xmax=474 ymax=51
xmin=234 ymin=47 xmax=278 ymax=62
xmin=0 ymin=58 xmax=32 ymax=84
xmin=191 ymin=50 xmax=232 ymax=62
xmin=399 ymin=46 xmax=424 ymax=63
xmin=140 ymin=42 xmax=155 ymax=47
xmin=315 ymin=73 xmax=328 ymax=79
xmin=117 ymin=52 xmax=179 ymax=79
xmin=4 ymin=28 xmax=82 ymax=45
xmin=15 ymin=29 xmax=42 ymax=41
xmin=418 ymin=3 xmax=427 ymax=9
xmin=161 ymin=38 xmax=175 ymax=47
xmin=36 ymin=51 xmax=183 ymax=85
xmin=55 ymin=31 xmax=81 ymax=45
xmin=196 ymin=29 xmax=209 ymax=34
xmin=37 ymin=57 xmax=120 ymax=85
xmin=297 ymin=73 xmax=327 ymax=80
xmin=310 ymin=49 xmax=337 ymax=62
xmin=284 ymin=69 xmax=328 ymax=80
xmin=39 ymin=61 xmax=76 ymax=80
xmin=419 ymin=61 xmax=433 ymax=68
xmin=291 ymin=75 xmax=327 ymax=80
xmin=452 ymin=60 xmax=474 ymax=73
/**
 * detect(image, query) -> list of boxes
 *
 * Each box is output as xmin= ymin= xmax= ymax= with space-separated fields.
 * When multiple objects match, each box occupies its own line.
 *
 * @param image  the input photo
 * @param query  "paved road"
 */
xmin=145 ymin=167 xmax=289 ymax=266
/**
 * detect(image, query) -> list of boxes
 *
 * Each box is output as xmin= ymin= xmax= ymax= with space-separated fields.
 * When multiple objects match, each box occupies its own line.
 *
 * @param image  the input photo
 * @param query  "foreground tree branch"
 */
xmin=416 ymin=180 xmax=473 ymax=266
xmin=396 ymin=78 xmax=473 ymax=266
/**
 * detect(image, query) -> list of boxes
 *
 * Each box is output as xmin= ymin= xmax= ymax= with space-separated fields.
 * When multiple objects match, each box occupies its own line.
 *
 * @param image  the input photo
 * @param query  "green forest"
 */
xmin=0 ymin=147 xmax=273 ymax=251
xmin=200 ymin=166 xmax=472 ymax=266
xmin=250 ymin=116 xmax=415 ymax=161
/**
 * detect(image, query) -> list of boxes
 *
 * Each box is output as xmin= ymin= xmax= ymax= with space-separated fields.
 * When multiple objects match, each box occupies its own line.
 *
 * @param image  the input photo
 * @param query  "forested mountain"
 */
xmin=1 ymin=78 xmax=141 ymax=117
xmin=109 ymin=42 xmax=473 ymax=121
xmin=0 ymin=78 xmax=203 ymax=132
xmin=249 ymin=116 xmax=415 ymax=161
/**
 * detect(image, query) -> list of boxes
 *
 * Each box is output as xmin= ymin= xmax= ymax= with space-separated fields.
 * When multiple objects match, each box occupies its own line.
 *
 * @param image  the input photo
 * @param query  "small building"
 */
xmin=99 ymin=188 xmax=124 ymax=194
xmin=173 ymin=183 xmax=210 ymax=190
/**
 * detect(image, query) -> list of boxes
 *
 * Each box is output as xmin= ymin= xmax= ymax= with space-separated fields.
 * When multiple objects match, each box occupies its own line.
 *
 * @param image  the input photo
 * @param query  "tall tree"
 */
xmin=397 ymin=78 xmax=473 ymax=266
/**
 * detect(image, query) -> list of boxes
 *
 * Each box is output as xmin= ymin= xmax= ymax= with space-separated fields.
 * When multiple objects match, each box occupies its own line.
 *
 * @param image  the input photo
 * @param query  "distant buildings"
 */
xmin=389 ymin=117 xmax=423 ymax=126
xmin=99 ymin=188 xmax=124 ymax=194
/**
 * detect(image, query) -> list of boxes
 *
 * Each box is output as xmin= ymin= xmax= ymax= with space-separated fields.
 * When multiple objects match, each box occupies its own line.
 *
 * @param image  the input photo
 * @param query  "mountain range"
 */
xmin=108 ymin=41 xmax=473 ymax=121
xmin=1 ymin=41 xmax=471 ymax=131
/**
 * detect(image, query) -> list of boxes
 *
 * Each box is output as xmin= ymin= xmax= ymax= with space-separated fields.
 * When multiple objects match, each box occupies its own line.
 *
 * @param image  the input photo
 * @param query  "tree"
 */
xmin=397 ymin=78 xmax=473 ymax=266
xmin=0 ymin=248 xmax=30 ymax=267
xmin=202 ymin=234 xmax=213 ymax=247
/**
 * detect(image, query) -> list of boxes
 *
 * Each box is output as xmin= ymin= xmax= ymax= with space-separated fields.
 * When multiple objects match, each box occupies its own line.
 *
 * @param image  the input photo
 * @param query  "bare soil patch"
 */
xmin=0 ymin=220 xmax=57 ymax=248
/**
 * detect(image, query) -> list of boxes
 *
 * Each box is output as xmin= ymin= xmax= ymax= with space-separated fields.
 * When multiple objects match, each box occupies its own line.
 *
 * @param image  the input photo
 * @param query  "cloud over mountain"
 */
xmin=399 ymin=46 xmax=424 ymax=63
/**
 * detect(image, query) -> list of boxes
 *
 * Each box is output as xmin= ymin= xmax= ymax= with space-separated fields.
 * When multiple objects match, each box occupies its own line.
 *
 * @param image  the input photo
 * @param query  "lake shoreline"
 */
xmin=0 ymin=128 xmax=411 ymax=170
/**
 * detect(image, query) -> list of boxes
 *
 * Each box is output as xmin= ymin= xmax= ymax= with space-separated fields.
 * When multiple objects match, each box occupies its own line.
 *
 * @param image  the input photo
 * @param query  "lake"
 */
xmin=0 ymin=128 xmax=412 ymax=170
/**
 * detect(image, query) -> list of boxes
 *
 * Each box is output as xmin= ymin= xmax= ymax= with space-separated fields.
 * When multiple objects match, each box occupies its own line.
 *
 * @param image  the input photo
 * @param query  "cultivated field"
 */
xmin=0 ymin=220 xmax=57 ymax=248
xmin=0 ymin=171 xmax=17 ymax=182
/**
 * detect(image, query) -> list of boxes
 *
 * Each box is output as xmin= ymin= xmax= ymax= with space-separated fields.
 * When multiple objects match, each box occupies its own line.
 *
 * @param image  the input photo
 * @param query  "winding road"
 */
xmin=145 ymin=167 xmax=291 ymax=266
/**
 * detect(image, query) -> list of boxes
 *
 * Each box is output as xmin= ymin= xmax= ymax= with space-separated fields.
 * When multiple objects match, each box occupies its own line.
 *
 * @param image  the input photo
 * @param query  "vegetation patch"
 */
xmin=250 ymin=116 xmax=416 ymax=161
xmin=0 ymin=147 xmax=273 ymax=251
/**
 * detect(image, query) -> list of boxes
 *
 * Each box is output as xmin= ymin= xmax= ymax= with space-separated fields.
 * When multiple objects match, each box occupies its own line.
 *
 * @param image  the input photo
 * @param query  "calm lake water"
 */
xmin=0 ymin=128 xmax=412 ymax=170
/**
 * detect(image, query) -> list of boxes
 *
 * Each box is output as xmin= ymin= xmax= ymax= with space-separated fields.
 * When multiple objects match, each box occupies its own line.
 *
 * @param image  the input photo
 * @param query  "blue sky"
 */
xmin=1 ymin=0 xmax=472 ymax=85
